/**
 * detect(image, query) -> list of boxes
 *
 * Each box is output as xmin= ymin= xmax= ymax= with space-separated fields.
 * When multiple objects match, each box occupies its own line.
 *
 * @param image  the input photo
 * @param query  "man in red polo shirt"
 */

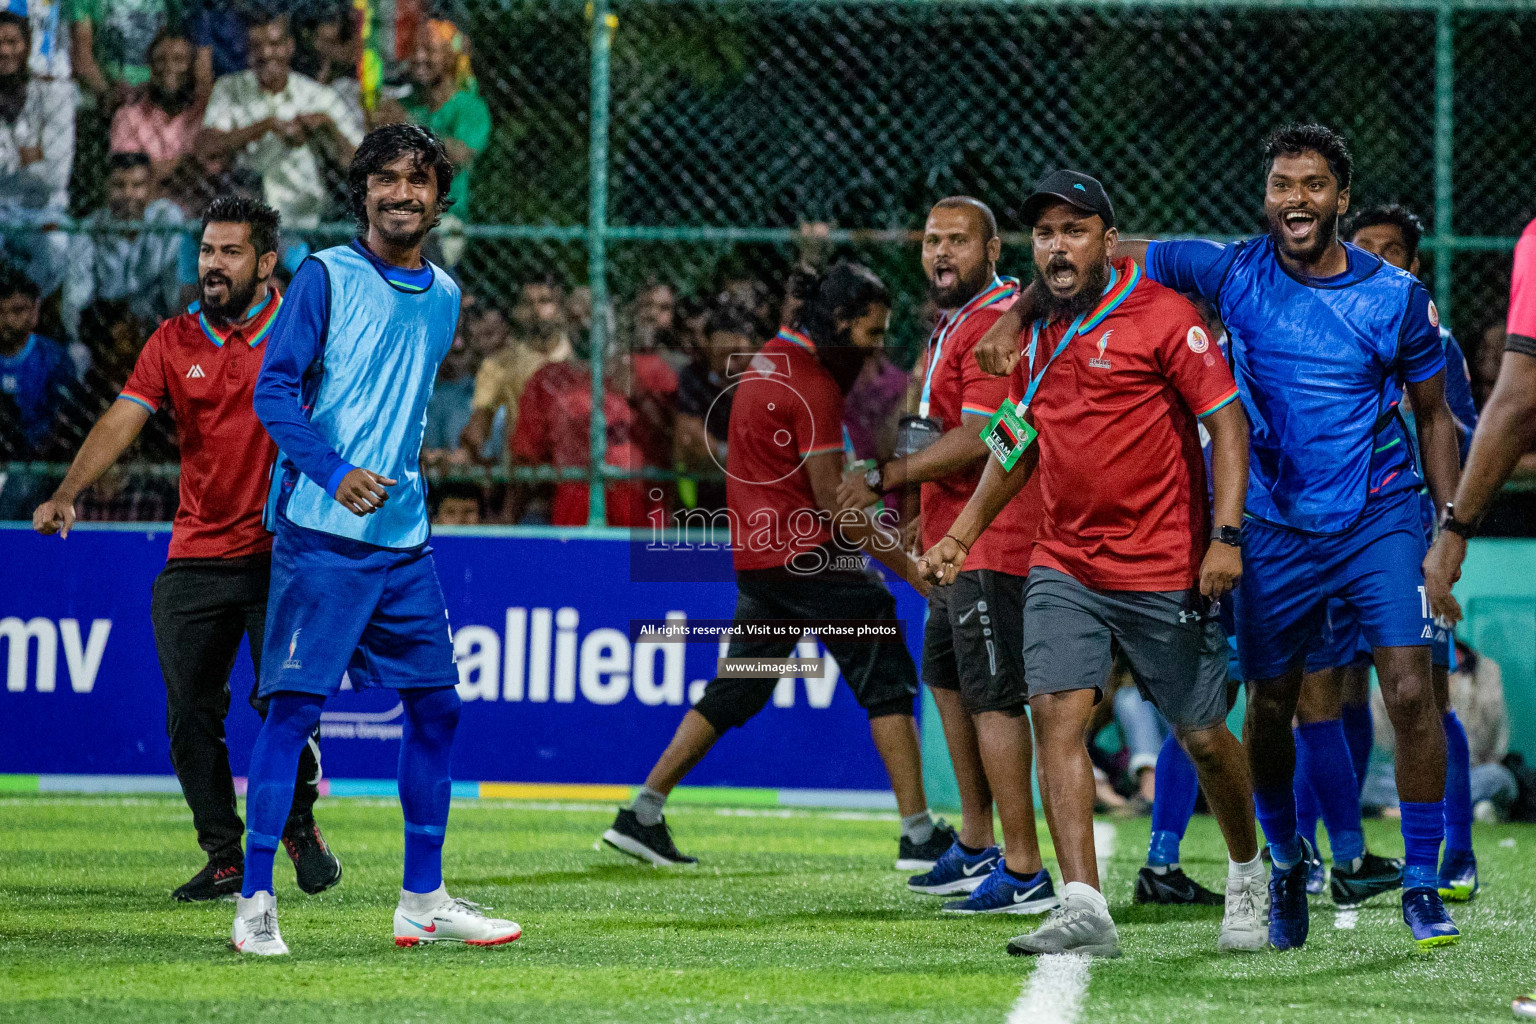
xmin=838 ymin=196 xmax=1053 ymax=914
xmin=33 ymin=196 xmax=341 ymax=903
xmin=603 ymin=261 xmax=950 ymax=871
xmin=920 ymin=172 xmax=1262 ymax=958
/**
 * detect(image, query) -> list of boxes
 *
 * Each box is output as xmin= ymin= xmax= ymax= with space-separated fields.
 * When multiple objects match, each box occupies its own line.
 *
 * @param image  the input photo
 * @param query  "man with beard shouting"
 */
xmin=923 ymin=171 xmax=1265 ymax=958
xmin=33 ymin=195 xmax=343 ymax=903
xmin=837 ymin=197 xmax=1055 ymax=914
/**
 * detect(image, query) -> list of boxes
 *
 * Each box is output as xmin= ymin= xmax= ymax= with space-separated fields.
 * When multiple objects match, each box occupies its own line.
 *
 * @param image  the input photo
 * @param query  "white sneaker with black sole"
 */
xmin=602 ymin=808 xmax=698 ymax=866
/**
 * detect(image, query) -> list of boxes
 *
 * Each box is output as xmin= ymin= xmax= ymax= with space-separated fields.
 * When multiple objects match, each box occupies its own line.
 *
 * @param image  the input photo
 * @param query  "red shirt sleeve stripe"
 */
xmin=800 ymin=444 xmax=843 ymax=458
xmin=117 ymin=391 xmax=157 ymax=413
xmin=1195 ymin=387 xmax=1239 ymax=418
xmin=961 ymin=403 xmax=999 ymax=417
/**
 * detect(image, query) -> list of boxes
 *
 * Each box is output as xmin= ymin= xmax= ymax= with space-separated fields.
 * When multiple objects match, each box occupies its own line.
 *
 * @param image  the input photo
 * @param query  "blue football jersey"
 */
xmin=1147 ymin=236 xmax=1444 ymax=535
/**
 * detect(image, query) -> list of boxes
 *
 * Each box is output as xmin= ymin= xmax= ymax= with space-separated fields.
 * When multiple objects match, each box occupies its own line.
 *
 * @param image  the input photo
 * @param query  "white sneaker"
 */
xmin=394 ymin=891 xmax=522 ymax=947
xmin=231 ymin=891 xmax=289 ymax=956
xmin=1217 ymin=871 xmax=1269 ymax=952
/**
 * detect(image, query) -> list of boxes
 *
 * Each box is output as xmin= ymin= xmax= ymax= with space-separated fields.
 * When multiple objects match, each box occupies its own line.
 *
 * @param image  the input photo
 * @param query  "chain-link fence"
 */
xmin=2 ymin=0 xmax=1533 ymax=527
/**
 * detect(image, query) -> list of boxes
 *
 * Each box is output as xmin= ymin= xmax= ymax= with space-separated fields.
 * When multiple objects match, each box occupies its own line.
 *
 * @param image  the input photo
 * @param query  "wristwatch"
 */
xmin=864 ymin=464 xmax=885 ymax=494
xmin=1440 ymin=503 xmax=1477 ymax=540
xmin=1212 ymin=525 xmax=1243 ymax=548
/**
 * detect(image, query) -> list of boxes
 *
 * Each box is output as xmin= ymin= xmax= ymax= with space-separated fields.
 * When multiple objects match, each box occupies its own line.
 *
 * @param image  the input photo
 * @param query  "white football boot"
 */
xmin=231 ymin=890 xmax=290 ymax=956
xmin=394 ymin=887 xmax=522 ymax=947
xmin=1217 ymin=869 xmax=1270 ymax=952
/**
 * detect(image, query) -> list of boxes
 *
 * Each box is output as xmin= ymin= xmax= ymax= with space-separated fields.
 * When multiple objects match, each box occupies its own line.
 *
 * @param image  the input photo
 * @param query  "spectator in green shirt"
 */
xmin=72 ymin=0 xmax=171 ymax=106
xmin=379 ymin=17 xmax=488 ymax=218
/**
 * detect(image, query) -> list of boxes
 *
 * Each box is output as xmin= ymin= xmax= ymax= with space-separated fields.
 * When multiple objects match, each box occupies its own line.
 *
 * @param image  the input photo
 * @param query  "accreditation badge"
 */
xmin=982 ymin=404 xmax=1037 ymax=471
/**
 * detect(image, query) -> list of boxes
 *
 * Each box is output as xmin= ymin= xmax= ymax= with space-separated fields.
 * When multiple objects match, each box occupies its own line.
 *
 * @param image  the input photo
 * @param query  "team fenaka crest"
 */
xmin=1428 ymin=299 xmax=1440 ymax=328
xmin=1186 ymin=325 xmax=1210 ymax=354
xmin=1088 ymin=329 xmax=1113 ymax=369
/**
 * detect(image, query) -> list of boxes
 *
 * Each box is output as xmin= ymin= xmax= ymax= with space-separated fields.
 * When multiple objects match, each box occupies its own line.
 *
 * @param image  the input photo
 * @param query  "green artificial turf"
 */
xmin=2 ymin=795 xmax=1535 ymax=1023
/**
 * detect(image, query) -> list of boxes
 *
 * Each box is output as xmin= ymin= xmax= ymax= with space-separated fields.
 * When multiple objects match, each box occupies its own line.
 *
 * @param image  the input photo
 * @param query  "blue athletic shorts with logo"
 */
xmin=259 ymin=515 xmax=459 ymax=698
xmin=1302 ymin=492 xmax=1453 ymax=673
xmin=1236 ymin=492 xmax=1435 ymax=681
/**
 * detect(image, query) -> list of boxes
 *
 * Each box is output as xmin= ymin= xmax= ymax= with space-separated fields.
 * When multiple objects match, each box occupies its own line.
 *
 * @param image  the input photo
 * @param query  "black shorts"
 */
xmin=922 ymin=568 xmax=1029 ymax=716
xmin=692 ymin=567 xmax=919 ymax=732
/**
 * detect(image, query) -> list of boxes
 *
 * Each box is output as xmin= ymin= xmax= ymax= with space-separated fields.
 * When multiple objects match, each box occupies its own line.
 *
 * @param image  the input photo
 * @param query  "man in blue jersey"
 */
xmin=1281 ymin=205 xmax=1482 ymax=905
xmin=230 ymin=123 xmax=520 ymax=955
xmin=976 ymin=125 xmax=1464 ymax=952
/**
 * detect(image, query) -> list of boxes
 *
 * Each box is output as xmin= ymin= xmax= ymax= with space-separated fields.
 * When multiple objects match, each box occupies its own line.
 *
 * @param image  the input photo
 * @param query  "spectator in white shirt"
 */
xmin=0 ymin=10 xmax=73 ymax=296
xmin=63 ymin=151 xmax=192 ymax=343
xmin=196 ymin=11 xmax=360 ymax=239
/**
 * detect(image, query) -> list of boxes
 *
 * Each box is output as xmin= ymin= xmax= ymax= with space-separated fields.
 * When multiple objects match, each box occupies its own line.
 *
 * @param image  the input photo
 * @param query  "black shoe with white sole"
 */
xmin=896 ymin=819 xmax=959 ymax=871
xmin=602 ymin=808 xmax=698 ymax=866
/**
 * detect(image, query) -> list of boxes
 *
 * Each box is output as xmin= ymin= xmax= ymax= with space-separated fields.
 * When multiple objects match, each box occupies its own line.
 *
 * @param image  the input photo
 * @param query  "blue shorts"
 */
xmin=259 ymin=516 xmax=459 ymax=698
xmin=1302 ymin=495 xmax=1455 ymax=673
xmin=1236 ymin=493 xmax=1435 ymax=681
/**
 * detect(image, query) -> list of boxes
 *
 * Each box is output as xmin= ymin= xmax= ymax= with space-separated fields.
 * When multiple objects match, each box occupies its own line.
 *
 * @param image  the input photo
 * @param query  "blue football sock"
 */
xmin=1442 ymin=712 xmax=1474 ymax=855
xmin=399 ymin=686 xmax=461 ymax=895
xmin=1340 ymin=700 xmax=1373 ymax=793
xmin=1295 ymin=719 xmax=1365 ymax=866
xmin=1400 ymin=799 xmax=1446 ymax=891
xmin=241 ymin=692 xmax=326 ymax=898
xmin=1253 ymin=784 xmax=1302 ymax=869
xmin=1291 ymin=728 xmax=1321 ymax=855
xmin=1147 ymin=734 xmax=1198 ymax=866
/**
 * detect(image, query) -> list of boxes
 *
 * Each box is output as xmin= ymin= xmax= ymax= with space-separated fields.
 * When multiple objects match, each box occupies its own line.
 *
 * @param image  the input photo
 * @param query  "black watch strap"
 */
xmin=1441 ymin=503 xmax=1477 ymax=540
xmin=1212 ymin=525 xmax=1243 ymax=547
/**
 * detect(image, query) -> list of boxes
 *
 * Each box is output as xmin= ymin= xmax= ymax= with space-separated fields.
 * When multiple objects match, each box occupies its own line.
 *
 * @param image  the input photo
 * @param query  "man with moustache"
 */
xmin=923 ymin=171 xmax=1265 ymax=958
xmin=837 ymin=197 xmax=1055 ymax=913
xmin=976 ymin=126 xmax=1466 ymax=953
xmin=239 ymin=123 xmax=520 ymax=954
xmin=33 ymin=195 xmax=342 ymax=904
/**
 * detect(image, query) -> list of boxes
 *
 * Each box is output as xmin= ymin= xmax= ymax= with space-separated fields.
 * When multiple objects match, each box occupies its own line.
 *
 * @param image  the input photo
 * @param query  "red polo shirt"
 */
xmin=726 ymin=331 xmax=844 ymax=571
xmin=118 ymin=293 xmax=283 ymax=561
xmin=1007 ymin=261 xmax=1238 ymax=591
xmin=917 ymin=289 xmax=1042 ymax=574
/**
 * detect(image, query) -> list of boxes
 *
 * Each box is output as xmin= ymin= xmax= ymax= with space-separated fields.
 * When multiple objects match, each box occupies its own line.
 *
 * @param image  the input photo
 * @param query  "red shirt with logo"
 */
xmin=1006 ymin=260 xmax=1238 ymax=591
xmin=118 ymin=294 xmax=284 ymax=560
xmin=726 ymin=331 xmax=845 ymax=571
xmin=918 ymin=285 xmax=1043 ymax=575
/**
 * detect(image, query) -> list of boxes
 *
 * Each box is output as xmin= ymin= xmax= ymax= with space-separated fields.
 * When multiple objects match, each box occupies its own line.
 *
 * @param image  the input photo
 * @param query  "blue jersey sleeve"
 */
xmin=254 ymin=260 xmax=353 ymax=498
xmin=1440 ymin=329 xmax=1478 ymax=461
xmin=1144 ymin=239 xmax=1235 ymax=303
xmin=1396 ymin=284 xmax=1445 ymax=385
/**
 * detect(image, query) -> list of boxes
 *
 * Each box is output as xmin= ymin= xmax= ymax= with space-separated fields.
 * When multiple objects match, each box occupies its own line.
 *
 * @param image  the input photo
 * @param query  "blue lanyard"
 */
xmin=1017 ymin=312 xmax=1086 ymax=413
xmin=918 ymin=276 xmax=1018 ymax=419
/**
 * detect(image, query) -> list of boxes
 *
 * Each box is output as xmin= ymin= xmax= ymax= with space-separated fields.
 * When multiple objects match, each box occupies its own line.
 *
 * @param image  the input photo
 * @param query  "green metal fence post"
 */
xmin=1433 ymin=0 xmax=1455 ymax=321
xmin=587 ymin=0 xmax=615 ymax=526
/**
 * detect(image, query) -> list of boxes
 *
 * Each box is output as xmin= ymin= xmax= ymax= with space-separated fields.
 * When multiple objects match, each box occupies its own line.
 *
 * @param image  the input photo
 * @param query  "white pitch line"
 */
xmin=1007 ymin=953 xmax=1092 ymax=1024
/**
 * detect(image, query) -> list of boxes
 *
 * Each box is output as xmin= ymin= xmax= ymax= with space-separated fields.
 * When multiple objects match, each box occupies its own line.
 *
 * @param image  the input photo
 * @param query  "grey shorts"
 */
xmin=922 ymin=569 xmax=1029 ymax=717
xmin=1021 ymin=566 xmax=1229 ymax=730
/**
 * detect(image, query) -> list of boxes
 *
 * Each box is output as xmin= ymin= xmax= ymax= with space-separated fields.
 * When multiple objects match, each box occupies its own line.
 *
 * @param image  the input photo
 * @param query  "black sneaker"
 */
xmin=1330 ymin=850 xmax=1403 ymax=907
xmin=896 ymin=819 xmax=959 ymax=871
xmin=283 ymin=816 xmax=342 ymax=895
xmin=602 ymin=808 xmax=698 ymax=866
xmin=172 ymin=855 xmax=243 ymax=902
xmin=1133 ymin=865 xmax=1224 ymax=905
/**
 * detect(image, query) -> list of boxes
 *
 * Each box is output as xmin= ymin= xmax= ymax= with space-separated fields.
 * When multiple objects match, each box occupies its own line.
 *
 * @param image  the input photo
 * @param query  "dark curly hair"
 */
xmin=1263 ymin=123 xmax=1354 ymax=192
xmin=201 ymin=194 xmax=282 ymax=258
xmin=787 ymin=260 xmax=890 ymax=350
xmin=1346 ymin=203 xmax=1425 ymax=264
xmin=347 ymin=122 xmax=456 ymax=232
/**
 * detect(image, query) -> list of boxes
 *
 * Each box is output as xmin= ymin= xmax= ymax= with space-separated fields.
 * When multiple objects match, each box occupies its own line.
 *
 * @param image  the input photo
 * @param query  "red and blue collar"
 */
xmin=775 ymin=327 xmax=816 ymax=352
xmin=192 ymin=290 xmax=282 ymax=348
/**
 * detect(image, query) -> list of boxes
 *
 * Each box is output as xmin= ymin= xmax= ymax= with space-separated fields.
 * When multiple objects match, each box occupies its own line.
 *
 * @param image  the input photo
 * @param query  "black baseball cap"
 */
xmin=1021 ymin=170 xmax=1115 ymax=229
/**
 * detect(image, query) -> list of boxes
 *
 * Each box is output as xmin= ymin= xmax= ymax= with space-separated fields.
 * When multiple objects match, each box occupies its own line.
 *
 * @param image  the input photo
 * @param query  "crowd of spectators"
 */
xmin=0 ymin=0 xmax=498 ymax=512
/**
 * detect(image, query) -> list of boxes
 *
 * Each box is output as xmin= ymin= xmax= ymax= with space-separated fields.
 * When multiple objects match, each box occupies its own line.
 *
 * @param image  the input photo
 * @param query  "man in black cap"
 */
xmin=920 ymin=170 xmax=1266 ymax=957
